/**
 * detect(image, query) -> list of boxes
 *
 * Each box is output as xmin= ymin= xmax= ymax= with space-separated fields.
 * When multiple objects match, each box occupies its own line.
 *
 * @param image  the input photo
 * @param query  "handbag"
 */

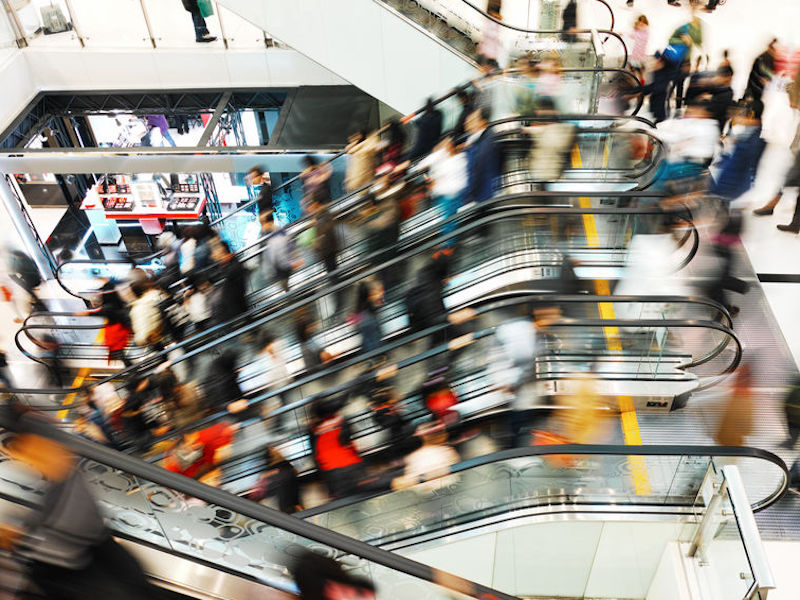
xmin=197 ymin=0 xmax=214 ymax=18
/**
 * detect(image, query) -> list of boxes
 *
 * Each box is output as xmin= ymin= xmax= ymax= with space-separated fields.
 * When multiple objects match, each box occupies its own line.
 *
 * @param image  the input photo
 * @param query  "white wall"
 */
xmin=216 ymin=0 xmax=478 ymax=113
xmin=0 ymin=51 xmax=38 ymax=138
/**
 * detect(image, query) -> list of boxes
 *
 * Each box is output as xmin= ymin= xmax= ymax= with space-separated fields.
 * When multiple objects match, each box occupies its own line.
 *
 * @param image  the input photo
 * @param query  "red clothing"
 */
xmin=426 ymin=389 xmax=457 ymax=421
xmin=165 ymin=423 xmax=233 ymax=479
xmin=312 ymin=416 xmax=361 ymax=472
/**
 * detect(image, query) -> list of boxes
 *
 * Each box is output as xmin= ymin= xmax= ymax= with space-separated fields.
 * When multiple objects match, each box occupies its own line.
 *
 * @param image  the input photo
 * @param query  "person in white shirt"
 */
xmin=654 ymin=98 xmax=720 ymax=202
xmin=415 ymin=135 xmax=468 ymax=248
xmin=391 ymin=422 xmax=460 ymax=494
xmin=238 ymin=330 xmax=292 ymax=431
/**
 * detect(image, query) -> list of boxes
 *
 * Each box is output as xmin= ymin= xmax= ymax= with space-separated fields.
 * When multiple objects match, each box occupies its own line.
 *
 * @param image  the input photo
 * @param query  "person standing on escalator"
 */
xmin=407 ymin=98 xmax=443 ymax=162
xmin=209 ymin=238 xmax=249 ymax=325
xmin=465 ymin=107 xmax=502 ymax=238
xmin=181 ymin=0 xmax=216 ymax=43
xmin=247 ymin=166 xmax=274 ymax=225
xmin=309 ymin=397 xmax=367 ymax=498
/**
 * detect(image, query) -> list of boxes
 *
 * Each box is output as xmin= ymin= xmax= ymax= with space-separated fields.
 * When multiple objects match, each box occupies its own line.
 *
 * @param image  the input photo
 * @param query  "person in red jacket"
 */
xmin=309 ymin=398 xmax=366 ymax=498
xmin=163 ymin=422 xmax=234 ymax=480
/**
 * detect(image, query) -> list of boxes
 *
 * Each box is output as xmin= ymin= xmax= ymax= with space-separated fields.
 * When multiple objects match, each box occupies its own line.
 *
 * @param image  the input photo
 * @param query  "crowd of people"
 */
xmin=3 ymin=2 xmax=800 ymax=597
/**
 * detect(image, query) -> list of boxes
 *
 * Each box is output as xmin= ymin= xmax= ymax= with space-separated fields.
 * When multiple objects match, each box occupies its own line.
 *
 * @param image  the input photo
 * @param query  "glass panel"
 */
xmin=142 ymin=0 xmax=223 ymax=48
xmin=80 ymin=460 xmax=475 ymax=600
xmin=218 ymin=4 xmax=265 ymax=49
xmin=18 ymin=0 xmax=80 ymax=48
xmin=70 ymin=0 xmax=150 ymax=48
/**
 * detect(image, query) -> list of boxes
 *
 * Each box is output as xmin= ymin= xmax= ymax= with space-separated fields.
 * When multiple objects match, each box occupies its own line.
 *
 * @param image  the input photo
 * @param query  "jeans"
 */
xmin=162 ymin=129 xmax=177 ymax=147
xmin=436 ymin=192 xmax=462 ymax=247
xmin=191 ymin=10 xmax=209 ymax=39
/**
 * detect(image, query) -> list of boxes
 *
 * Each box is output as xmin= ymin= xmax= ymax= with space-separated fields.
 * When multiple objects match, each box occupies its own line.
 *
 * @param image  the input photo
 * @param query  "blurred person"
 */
xmin=301 ymin=155 xmax=333 ymax=212
xmin=701 ymin=210 xmax=749 ymax=317
xmin=79 ymin=276 xmax=133 ymax=367
xmin=709 ymin=65 xmax=735 ymax=133
xmin=746 ymin=39 xmax=777 ymax=102
xmin=238 ymin=330 xmax=292 ymax=431
xmin=464 ymin=106 xmax=502 ymax=234
xmin=477 ymin=3 xmax=503 ymax=67
xmin=120 ymin=376 xmax=159 ymax=451
xmin=291 ymin=550 xmax=376 ymax=600
xmin=781 ymin=375 xmax=800 ymax=450
xmin=452 ymin=88 xmax=475 ymax=145
xmin=414 ymin=135 xmax=468 ymax=247
xmin=204 ymin=348 xmax=253 ymax=419
xmin=144 ymin=114 xmax=176 ymax=147
xmin=391 ymin=422 xmax=460 ymax=493
xmin=349 ymin=279 xmax=384 ymax=357
xmin=405 ymin=254 xmax=476 ymax=350
xmin=361 ymin=189 xmax=402 ymax=289
xmin=629 ymin=15 xmax=650 ymax=78
xmin=553 ymin=376 xmax=613 ymax=445
xmin=309 ymin=396 xmax=367 ymax=497
xmin=260 ymin=211 xmax=298 ymax=292
xmin=129 ymin=279 xmax=166 ymax=353
xmin=209 ymin=238 xmax=249 ymax=324
xmin=295 ymin=312 xmax=335 ymax=373
xmin=76 ymin=389 xmax=121 ymax=449
xmin=365 ymin=381 xmax=416 ymax=459
xmin=561 ymin=0 xmax=578 ymax=43
xmin=0 ymin=402 xmax=157 ymax=600
xmin=714 ymin=363 xmax=753 ymax=447
xmin=641 ymin=53 xmax=674 ymax=123
xmin=378 ymin=119 xmax=407 ymax=173
xmin=664 ymin=12 xmax=704 ymax=110
xmin=181 ymin=0 xmax=216 ymax=42
xmin=164 ymin=421 xmax=236 ymax=480
xmin=183 ymin=275 xmax=213 ymax=333
xmin=6 ymin=248 xmax=45 ymax=315
xmin=313 ymin=208 xmax=341 ymax=299
xmin=0 ymin=350 xmax=13 ymax=389
xmin=344 ymin=129 xmax=380 ymax=192
xmin=420 ymin=371 xmax=460 ymax=427
xmin=654 ymin=98 xmax=719 ymax=202
xmin=246 ymin=166 xmax=274 ymax=225
xmin=522 ymin=97 xmax=577 ymax=185
xmin=408 ymin=98 xmax=443 ymax=161
xmin=245 ymin=446 xmax=302 ymax=513
xmin=711 ymin=99 xmax=766 ymax=203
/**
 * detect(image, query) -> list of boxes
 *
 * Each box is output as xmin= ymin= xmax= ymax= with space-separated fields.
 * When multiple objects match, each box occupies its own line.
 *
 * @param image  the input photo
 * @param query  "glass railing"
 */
xmin=377 ymin=0 xmax=627 ymax=69
xmin=14 ymin=200 xmax=693 ymax=382
xmin=0 ymin=420 xmax=514 ymax=600
xmin=0 ymin=417 xmax=784 ymax=600
xmin=4 ymin=0 xmax=275 ymax=50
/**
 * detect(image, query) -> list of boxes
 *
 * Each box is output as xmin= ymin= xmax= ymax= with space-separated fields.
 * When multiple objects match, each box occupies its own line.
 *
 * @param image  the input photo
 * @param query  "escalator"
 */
xmin=213 ymin=0 xmax=628 ymax=111
xmin=12 ymin=199 xmax=699 ymax=396
xmin=0 ymin=416 xmax=784 ymax=600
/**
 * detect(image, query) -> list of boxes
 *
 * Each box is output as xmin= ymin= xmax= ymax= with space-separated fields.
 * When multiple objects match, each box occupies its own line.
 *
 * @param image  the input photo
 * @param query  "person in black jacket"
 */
xmin=408 ymin=98 xmax=443 ymax=161
xmin=246 ymin=447 xmax=302 ymax=513
xmin=209 ymin=239 xmax=249 ymax=325
xmin=247 ymin=166 xmax=274 ymax=225
xmin=181 ymin=0 xmax=216 ymax=43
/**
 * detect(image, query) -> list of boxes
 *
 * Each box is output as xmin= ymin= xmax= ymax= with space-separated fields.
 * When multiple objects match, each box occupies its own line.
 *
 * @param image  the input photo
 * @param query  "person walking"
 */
xmin=246 ymin=166 xmax=274 ymax=225
xmin=144 ymin=114 xmax=176 ymax=147
xmin=181 ymin=0 xmax=216 ymax=43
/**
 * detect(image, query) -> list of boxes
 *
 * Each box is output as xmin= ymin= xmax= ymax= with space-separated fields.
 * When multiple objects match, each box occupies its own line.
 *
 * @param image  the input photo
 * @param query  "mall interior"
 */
xmin=0 ymin=0 xmax=799 ymax=598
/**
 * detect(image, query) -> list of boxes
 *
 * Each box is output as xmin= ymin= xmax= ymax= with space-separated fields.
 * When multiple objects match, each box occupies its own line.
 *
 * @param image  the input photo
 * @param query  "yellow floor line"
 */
xmin=572 ymin=142 xmax=652 ymax=495
xmin=57 ymin=329 xmax=103 ymax=420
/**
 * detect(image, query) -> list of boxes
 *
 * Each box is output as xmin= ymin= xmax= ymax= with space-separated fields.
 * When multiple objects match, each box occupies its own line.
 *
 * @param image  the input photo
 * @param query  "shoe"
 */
xmin=777 ymin=223 xmax=800 ymax=233
xmin=196 ymin=34 xmax=217 ymax=43
xmin=753 ymin=206 xmax=774 ymax=216
xmin=667 ymin=0 xmax=681 ymax=5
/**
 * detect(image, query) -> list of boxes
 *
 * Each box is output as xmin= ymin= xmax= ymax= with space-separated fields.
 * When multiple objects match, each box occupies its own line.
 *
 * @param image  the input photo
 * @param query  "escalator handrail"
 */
xmin=52 ymin=106 xmax=655 ymax=301
xmin=12 ymin=202 xmax=696 ymax=391
xmin=0 ymin=414 xmax=520 ymax=600
xmin=298 ymin=444 xmax=789 ymax=519
xmin=377 ymin=0 xmax=626 ymax=67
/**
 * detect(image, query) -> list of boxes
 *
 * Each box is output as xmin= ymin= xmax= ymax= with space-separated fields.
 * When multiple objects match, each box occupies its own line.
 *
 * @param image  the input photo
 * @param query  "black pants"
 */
xmin=190 ymin=9 xmax=209 ymax=39
xmin=29 ymin=537 xmax=157 ymax=600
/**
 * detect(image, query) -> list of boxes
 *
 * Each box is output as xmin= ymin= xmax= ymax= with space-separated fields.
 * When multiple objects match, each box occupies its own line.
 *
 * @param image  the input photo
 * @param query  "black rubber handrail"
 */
xmin=51 ymin=106 xmax=654 ymax=301
xmin=378 ymin=0 xmax=627 ymax=67
xmin=0 ymin=413 xmax=520 ymax=600
xmin=12 ymin=200 xmax=692 ymax=385
xmin=298 ymin=444 xmax=788 ymax=519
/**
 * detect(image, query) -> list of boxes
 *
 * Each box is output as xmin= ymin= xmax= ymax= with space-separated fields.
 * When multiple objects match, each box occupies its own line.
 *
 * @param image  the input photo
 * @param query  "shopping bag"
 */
xmin=198 ymin=0 xmax=214 ymax=18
